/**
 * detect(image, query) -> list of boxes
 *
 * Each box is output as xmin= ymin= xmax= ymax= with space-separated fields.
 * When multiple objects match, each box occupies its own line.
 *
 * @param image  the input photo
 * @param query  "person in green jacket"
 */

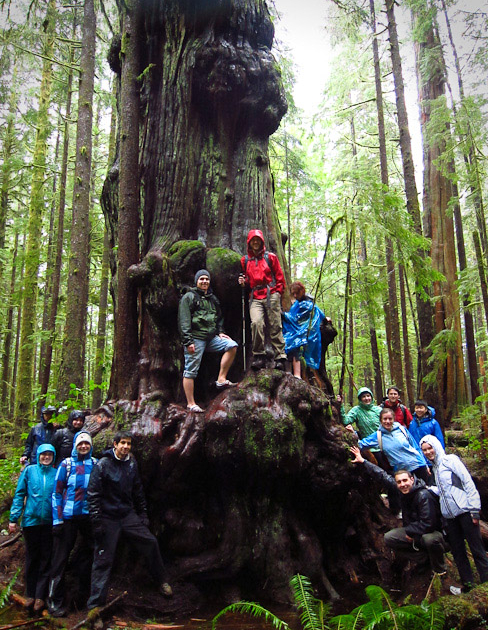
xmin=9 ymin=443 xmax=57 ymax=613
xmin=342 ymin=387 xmax=381 ymax=439
xmin=178 ymin=270 xmax=238 ymax=413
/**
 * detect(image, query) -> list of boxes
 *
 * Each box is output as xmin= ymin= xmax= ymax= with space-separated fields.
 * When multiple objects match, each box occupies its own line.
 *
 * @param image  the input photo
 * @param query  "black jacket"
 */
xmin=22 ymin=417 xmax=56 ymax=464
xmin=53 ymin=415 xmax=80 ymax=465
xmin=363 ymin=460 xmax=442 ymax=541
xmin=87 ymin=449 xmax=147 ymax=525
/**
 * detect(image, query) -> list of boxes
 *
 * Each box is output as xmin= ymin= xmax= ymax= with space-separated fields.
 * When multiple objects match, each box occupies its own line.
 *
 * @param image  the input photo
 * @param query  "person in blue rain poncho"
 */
xmin=282 ymin=282 xmax=326 ymax=378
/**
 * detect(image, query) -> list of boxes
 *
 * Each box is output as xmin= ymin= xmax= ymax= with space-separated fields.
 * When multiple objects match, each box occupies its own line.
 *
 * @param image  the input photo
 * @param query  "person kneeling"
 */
xmin=86 ymin=432 xmax=172 ymax=609
xmin=350 ymin=446 xmax=446 ymax=577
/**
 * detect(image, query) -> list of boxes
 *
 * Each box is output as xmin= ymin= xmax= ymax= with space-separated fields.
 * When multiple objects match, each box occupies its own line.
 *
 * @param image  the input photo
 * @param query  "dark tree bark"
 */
xmin=92 ymin=230 xmax=111 ymax=409
xmin=398 ymin=263 xmax=415 ymax=407
xmin=104 ymin=0 xmax=288 ymax=404
xmin=1 ymin=231 xmax=18 ymax=415
xmin=57 ymin=0 xmax=96 ymax=401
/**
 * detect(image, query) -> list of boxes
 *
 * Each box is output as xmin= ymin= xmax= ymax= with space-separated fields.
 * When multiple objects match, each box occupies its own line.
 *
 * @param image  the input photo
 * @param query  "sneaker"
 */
xmin=449 ymin=585 xmax=463 ymax=596
xmin=160 ymin=582 xmax=173 ymax=597
xmin=49 ymin=607 xmax=67 ymax=617
xmin=215 ymin=379 xmax=237 ymax=389
xmin=33 ymin=599 xmax=45 ymax=613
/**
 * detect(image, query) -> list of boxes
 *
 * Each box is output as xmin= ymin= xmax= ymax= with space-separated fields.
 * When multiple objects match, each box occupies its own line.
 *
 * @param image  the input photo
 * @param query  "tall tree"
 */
xmin=57 ymin=0 xmax=96 ymax=401
xmin=14 ymin=0 xmax=57 ymax=425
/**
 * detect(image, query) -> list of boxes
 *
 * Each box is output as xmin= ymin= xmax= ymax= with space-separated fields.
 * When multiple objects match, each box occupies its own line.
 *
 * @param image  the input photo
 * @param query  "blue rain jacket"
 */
xmin=282 ymin=296 xmax=325 ymax=369
xmin=359 ymin=422 xmax=427 ymax=472
xmin=9 ymin=443 xmax=57 ymax=527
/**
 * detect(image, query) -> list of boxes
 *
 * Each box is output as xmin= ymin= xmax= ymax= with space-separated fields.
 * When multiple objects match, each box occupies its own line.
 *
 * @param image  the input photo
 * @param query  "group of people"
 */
xmin=10 ymin=409 xmax=172 ymax=617
xmin=344 ymin=387 xmax=488 ymax=593
xmin=178 ymin=229 xmax=327 ymax=411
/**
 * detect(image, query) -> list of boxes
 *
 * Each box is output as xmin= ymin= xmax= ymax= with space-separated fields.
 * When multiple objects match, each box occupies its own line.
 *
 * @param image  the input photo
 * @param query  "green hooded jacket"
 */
xmin=178 ymin=287 xmax=224 ymax=346
xmin=342 ymin=387 xmax=381 ymax=441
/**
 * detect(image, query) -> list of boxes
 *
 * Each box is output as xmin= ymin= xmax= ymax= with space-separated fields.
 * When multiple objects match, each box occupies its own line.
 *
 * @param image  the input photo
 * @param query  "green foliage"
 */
xmin=212 ymin=601 xmax=290 ymax=630
xmin=0 ymin=568 xmax=20 ymax=608
xmin=330 ymin=584 xmax=444 ymax=630
xmin=0 ymin=447 xmax=22 ymax=506
xmin=291 ymin=574 xmax=331 ymax=630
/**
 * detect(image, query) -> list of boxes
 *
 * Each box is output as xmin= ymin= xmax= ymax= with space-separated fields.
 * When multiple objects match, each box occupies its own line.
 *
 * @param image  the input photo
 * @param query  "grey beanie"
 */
xmin=74 ymin=431 xmax=92 ymax=449
xmin=195 ymin=269 xmax=211 ymax=284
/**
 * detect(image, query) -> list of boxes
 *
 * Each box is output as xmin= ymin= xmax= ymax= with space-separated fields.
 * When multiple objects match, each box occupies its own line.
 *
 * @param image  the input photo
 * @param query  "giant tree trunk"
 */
xmin=104 ymin=0 xmax=288 ymax=403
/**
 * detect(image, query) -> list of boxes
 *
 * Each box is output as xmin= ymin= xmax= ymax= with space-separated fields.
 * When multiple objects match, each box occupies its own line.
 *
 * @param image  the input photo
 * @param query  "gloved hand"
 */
xmin=52 ymin=523 xmax=64 ymax=538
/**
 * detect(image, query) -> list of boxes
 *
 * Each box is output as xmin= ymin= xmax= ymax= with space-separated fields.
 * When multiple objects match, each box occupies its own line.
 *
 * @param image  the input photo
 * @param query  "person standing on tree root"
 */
xmin=87 ymin=432 xmax=172 ymax=609
xmin=238 ymin=229 xmax=286 ymax=371
xmin=420 ymin=435 xmax=488 ymax=593
xmin=178 ymin=269 xmax=238 ymax=413
xmin=20 ymin=405 xmax=57 ymax=465
xmin=350 ymin=446 xmax=447 ymax=578
xmin=9 ymin=443 xmax=57 ymax=614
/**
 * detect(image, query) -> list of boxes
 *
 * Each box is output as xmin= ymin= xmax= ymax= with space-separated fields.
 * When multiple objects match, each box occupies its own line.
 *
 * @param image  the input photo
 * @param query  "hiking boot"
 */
xmin=33 ymin=599 xmax=45 ymax=613
xmin=49 ymin=607 xmax=67 ymax=617
xmin=23 ymin=597 xmax=34 ymax=609
xmin=274 ymin=358 xmax=287 ymax=371
xmin=251 ymin=356 xmax=265 ymax=370
xmin=160 ymin=582 xmax=173 ymax=597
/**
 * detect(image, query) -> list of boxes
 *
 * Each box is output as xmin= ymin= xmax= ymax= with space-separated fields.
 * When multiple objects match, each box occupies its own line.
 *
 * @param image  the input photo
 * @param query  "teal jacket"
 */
xmin=341 ymin=387 xmax=381 ymax=441
xmin=178 ymin=287 xmax=224 ymax=346
xmin=10 ymin=443 xmax=57 ymax=527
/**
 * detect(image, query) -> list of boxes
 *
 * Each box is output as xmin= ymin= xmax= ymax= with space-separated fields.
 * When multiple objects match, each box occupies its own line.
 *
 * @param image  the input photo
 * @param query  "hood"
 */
xmin=414 ymin=410 xmax=432 ymax=424
xmin=67 ymin=410 xmax=85 ymax=432
xmin=419 ymin=434 xmax=445 ymax=465
xmin=37 ymin=443 xmax=56 ymax=466
xmin=246 ymin=229 xmax=265 ymax=257
xmin=71 ymin=430 xmax=93 ymax=460
xmin=357 ymin=387 xmax=373 ymax=406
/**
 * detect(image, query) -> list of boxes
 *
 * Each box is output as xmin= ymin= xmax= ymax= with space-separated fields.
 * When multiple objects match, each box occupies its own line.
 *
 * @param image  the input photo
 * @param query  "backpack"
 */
xmin=63 ymin=455 xmax=97 ymax=478
xmin=376 ymin=424 xmax=409 ymax=451
xmin=380 ymin=400 xmax=408 ymax=425
xmin=244 ymin=252 xmax=276 ymax=304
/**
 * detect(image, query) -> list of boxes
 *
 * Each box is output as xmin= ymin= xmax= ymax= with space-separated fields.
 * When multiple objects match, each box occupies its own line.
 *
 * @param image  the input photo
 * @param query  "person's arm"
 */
xmin=358 ymin=430 xmax=380 ymax=450
xmin=406 ymin=430 xmax=429 ymax=464
xmin=52 ymin=462 xmax=68 ymax=526
xmin=9 ymin=468 xmax=29 ymax=525
xmin=21 ymin=428 xmax=35 ymax=463
xmin=350 ymin=446 xmax=396 ymax=491
xmin=178 ymin=294 xmax=194 ymax=347
xmin=269 ymin=253 xmax=285 ymax=294
xmin=86 ymin=461 xmax=103 ymax=526
xmin=450 ymin=456 xmax=481 ymax=520
xmin=343 ymin=405 xmax=357 ymax=427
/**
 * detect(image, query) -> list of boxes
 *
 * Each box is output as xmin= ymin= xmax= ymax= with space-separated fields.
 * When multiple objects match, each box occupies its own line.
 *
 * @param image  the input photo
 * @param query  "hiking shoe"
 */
xmin=187 ymin=404 xmax=204 ymax=413
xmin=49 ymin=607 xmax=67 ymax=617
xmin=33 ymin=599 xmax=45 ymax=613
xmin=274 ymin=358 xmax=286 ymax=371
xmin=160 ymin=582 xmax=173 ymax=597
xmin=23 ymin=597 xmax=34 ymax=609
xmin=215 ymin=379 xmax=237 ymax=389
xmin=252 ymin=357 xmax=265 ymax=370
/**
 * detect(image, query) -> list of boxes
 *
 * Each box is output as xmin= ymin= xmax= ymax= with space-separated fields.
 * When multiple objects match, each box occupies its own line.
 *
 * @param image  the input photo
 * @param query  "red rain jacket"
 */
xmin=240 ymin=229 xmax=285 ymax=300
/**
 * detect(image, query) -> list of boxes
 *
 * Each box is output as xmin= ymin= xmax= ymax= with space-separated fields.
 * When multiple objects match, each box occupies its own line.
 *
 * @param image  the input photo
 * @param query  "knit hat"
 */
xmin=195 ymin=269 xmax=211 ymax=284
xmin=74 ymin=431 xmax=92 ymax=449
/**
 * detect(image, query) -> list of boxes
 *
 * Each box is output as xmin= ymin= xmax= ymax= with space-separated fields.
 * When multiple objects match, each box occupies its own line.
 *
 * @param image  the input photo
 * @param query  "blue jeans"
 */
xmin=183 ymin=336 xmax=238 ymax=379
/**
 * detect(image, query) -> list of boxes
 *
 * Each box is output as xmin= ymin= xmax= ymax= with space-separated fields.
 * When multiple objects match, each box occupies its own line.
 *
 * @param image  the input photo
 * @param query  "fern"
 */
xmin=212 ymin=601 xmax=290 ymax=630
xmin=0 ymin=568 xmax=20 ymax=609
xmin=291 ymin=574 xmax=330 ymax=630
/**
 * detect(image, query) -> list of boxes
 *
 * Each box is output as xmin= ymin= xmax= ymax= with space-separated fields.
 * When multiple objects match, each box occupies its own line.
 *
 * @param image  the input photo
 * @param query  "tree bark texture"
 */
xmin=412 ymin=7 xmax=467 ymax=420
xmin=1 ymin=231 xmax=18 ymax=414
xmin=57 ymin=0 xmax=96 ymax=401
xmin=398 ymin=263 xmax=415 ymax=407
xmin=14 ymin=0 xmax=56 ymax=426
xmin=385 ymin=0 xmax=436 ymax=405
xmin=86 ymin=373 xmax=393 ymax=608
xmin=103 ymin=0 xmax=288 ymax=403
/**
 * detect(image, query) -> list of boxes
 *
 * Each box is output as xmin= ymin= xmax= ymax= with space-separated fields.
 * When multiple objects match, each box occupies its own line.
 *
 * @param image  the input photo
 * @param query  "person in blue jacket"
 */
xmin=359 ymin=407 xmax=431 ymax=483
xmin=47 ymin=431 xmax=97 ymax=617
xmin=408 ymin=400 xmax=445 ymax=449
xmin=9 ymin=443 xmax=57 ymax=613
xmin=282 ymin=282 xmax=326 ymax=378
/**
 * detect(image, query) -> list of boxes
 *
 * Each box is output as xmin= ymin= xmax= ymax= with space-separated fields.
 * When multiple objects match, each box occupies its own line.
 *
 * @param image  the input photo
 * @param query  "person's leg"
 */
xmin=421 ymin=531 xmax=446 ymax=573
xmin=385 ymin=527 xmax=429 ymax=565
xmin=292 ymin=357 xmax=301 ymax=378
xmin=217 ymin=346 xmax=237 ymax=382
xmin=205 ymin=336 xmax=238 ymax=383
xmin=87 ymin=518 xmax=121 ymax=609
xmin=48 ymin=520 xmax=78 ymax=612
xmin=23 ymin=526 xmax=40 ymax=599
xmin=121 ymin=512 xmax=166 ymax=584
xmin=268 ymin=293 xmax=286 ymax=360
xmin=74 ymin=518 xmax=95 ymax=603
xmin=458 ymin=512 xmax=488 ymax=583
xmin=446 ymin=515 xmax=475 ymax=586
xmin=35 ymin=524 xmax=53 ymax=600
xmin=182 ymin=340 xmax=205 ymax=407
xmin=249 ymin=299 xmax=266 ymax=358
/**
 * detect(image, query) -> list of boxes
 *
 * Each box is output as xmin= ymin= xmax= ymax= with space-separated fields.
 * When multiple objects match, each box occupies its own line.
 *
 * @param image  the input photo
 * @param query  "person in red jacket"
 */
xmin=238 ymin=229 xmax=286 ymax=370
xmin=381 ymin=386 xmax=413 ymax=428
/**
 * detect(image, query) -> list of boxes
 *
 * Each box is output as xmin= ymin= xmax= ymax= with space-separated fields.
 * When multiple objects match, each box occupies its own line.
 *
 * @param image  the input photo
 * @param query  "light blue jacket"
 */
xmin=10 ymin=443 xmax=57 ymax=527
xmin=359 ymin=422 xmax=427 ymax=472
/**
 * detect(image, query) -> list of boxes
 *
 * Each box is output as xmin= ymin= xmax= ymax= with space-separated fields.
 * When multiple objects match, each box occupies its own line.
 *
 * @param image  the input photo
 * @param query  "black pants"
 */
xmin=385 ymin=527 xmax=446 ymax=573
xmin=88 ymin=512 xmax=166 ymax=608
xmin=447 ymin=512 xmax=488 ymax=586
xmin=48 ymin=517 xmax=93 ymax=611
xmin=23 ymin=524 xmax=52 ymax=599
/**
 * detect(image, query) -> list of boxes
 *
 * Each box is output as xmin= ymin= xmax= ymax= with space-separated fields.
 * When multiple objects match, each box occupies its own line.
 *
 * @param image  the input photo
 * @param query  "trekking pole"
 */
xmin=241 ymin=284 xmax=247 ymax=371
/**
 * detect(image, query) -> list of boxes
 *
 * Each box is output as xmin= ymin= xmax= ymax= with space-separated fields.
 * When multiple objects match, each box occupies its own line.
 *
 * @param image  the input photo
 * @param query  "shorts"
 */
xmin=183 ymin=336 xmax=238 ymax=379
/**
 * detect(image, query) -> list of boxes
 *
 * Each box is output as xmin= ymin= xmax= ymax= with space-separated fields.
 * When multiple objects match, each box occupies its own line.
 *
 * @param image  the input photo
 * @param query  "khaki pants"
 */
xmin=249 ymin=292 xmax=286 ymax=359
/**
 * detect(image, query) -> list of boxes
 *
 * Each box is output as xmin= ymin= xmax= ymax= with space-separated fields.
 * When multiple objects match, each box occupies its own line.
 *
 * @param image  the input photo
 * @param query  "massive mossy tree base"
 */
xmin=86 ymin=371 xmax=395 ymax=614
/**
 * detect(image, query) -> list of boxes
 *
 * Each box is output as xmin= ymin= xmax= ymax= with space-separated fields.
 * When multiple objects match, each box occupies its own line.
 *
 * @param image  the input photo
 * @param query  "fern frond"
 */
xmin=290 ymin=574 xmax=323 ymax=630
xmin=212 ymin=601 xmax=290 ymax=630
xmin=0 ymin=568 xmax=20 ymax=608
